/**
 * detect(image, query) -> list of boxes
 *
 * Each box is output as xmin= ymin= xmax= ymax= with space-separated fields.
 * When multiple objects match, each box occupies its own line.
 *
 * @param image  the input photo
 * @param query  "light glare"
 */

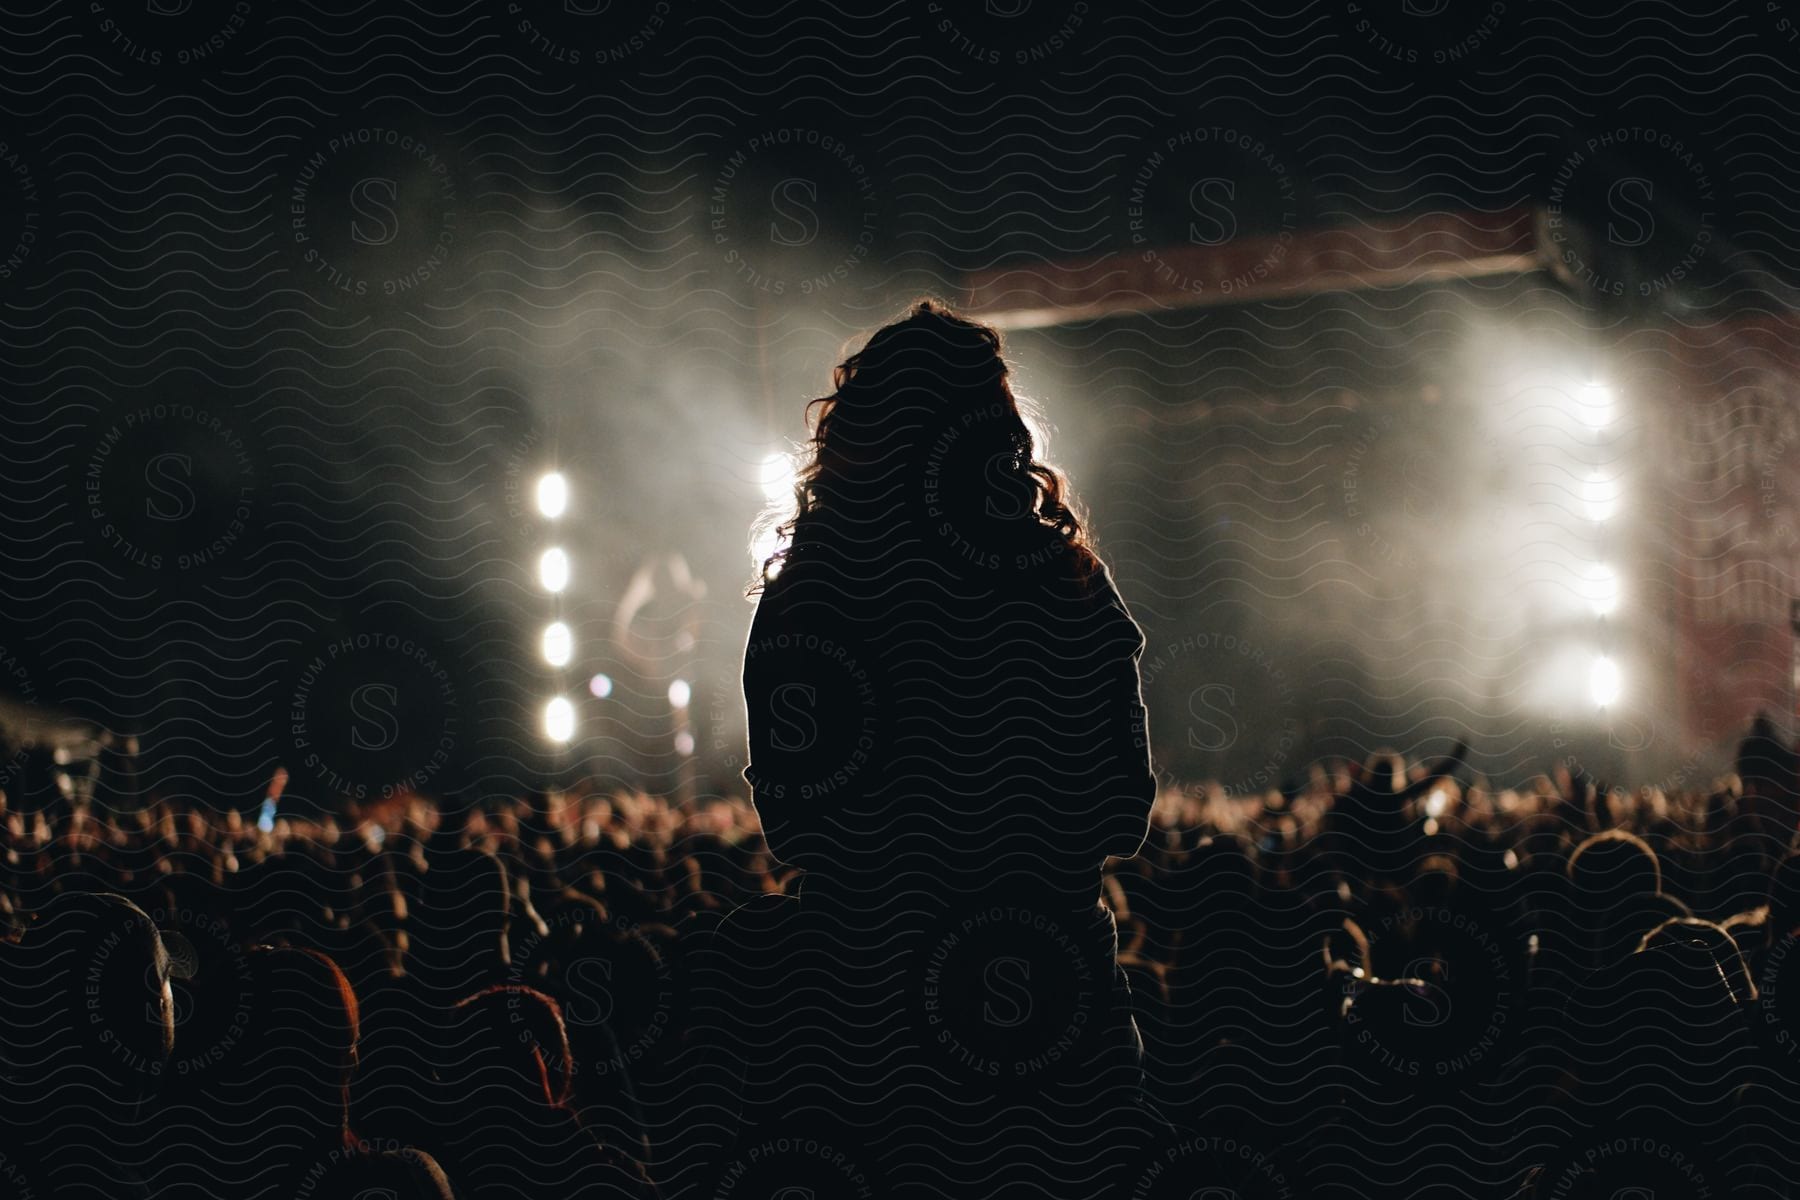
xmin=536 ymin=472 xmax=568 ymax=518
xmin=1582 ymin=562 xmax=1620 ymax=616
xmin=750 ymin=524 xmax=783 ymax=571
xmin=668 ymin=678 xmax=691 ymax=709
xmin=588 ymin=673 xmax=613 ymax=699
xmin=539 ymin=547 xmax=569 ymax=593
xmin=760 ymin=451 xmax=795 ymax=503
xmin=545 ymin=696 xmax=576 ymax=742
xmin=542 ymin=621 xmax=572 ymax=667
xmin=1577 ymin=381 xmax=1615 ymax=430
xmin=1582 ymin=469 xmax=1618 ymax=522
xmin=1589 ymin=656 xmax=1622 ymax=707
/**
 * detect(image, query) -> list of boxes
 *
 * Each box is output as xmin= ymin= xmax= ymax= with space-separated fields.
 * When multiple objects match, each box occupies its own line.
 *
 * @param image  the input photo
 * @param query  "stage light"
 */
xmin=545 ymin=695 xmax=576 ymax=742
xmin=668 ymin=678 xmax=691 ymax=709
xmin=1581 ymin=469 xmax=1617 ymax=522
xmin=539 ymin=547 xmax=569 ymax=593
xmin=588 ymin=672 xmax=613 ymax=699
xmin=1589 ymin=656 xmax=1621 ymax=707
xmin=536 ymin=472 xmax=568 ymax=519
xmin=1582 ymin=562 xmax=1620 ymax=616
xmin=1576 ymin=381 xmax=1615 ymax=430
xmin=760 ymin=451 xmax=795 ymax=503
xmin=1424 ymin=787 xmax=1448 ymax=818
xmin=674 ymin=731 xmax=695 ymax=755
xmin=542 ymin=621 xmax=572 ymax=667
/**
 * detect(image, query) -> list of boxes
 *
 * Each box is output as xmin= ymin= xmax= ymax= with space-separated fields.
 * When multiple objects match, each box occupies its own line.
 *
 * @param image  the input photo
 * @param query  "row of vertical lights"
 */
xmin=1579 ymin=382 xmax=1623 ymax=709
xmin=535 ymin=452 xmax=794 ymax=750
xmin=536 ymin=473 xmax=579 ymax=743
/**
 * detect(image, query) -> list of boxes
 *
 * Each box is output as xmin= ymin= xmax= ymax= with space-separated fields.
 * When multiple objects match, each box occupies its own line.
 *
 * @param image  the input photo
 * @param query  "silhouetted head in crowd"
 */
xmin=1566 ymin=830 xmax=1675 ymax=968
xmin=10 ymin=745 xmax=64 ymax=815
xmin=755 ymin=298 xmax=1096 ymax=589
xmin=438 ymin=985 xmax=572 ymax=1109
xmin=1639 ymin=916 xmax=1756 ymax=1003
xmin=215 ymin=946 xmax=360 ymax=1146
xmin=1409 ymin=856 xmax=1462 ymax=909
xmin=1567 ymin=829 xmax=1661 ymax=901
xmin=0 ymin=890 xmax=175 ymax=1127
xmin=410 ymin=847 xmax=511 ymax=1001
xmin=1562 ymin=937 xmax=1752 ymax=1133
xmin=302 ymin=1144 xmax=459 ymax=1200
xmin=1337 ymin=974 xmax=1458 ymax=1096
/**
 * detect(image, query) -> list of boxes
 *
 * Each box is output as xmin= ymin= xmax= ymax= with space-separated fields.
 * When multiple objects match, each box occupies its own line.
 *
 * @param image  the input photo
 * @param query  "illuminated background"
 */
xmin=1 ymin=2 xmax=1797 ymax=811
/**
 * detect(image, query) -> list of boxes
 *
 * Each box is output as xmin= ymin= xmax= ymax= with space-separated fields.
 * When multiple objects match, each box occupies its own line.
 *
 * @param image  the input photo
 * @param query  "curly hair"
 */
xmin=751 ymin=298 xmax=1096 ymax=591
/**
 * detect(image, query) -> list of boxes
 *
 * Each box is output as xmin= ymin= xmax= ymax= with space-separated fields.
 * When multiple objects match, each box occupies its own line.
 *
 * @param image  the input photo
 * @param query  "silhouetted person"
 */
xmin=677 ymin=300 xmax=1157 ymax=1199
xmin=89 ymin=734 xmax=145 ymax=816
xmin=1530 ymin=938 xmax=1757 ymax=1199
xmin=353 ymin=844 xmax=516 ymax=1142
xmin=1326 ymin=742 xmax=1467 ymax=886
xmin=1738 ymin=712 xmax=1798 ymax=871
xmin=408 ymin=845 xmax=513 ymax=1001
xmin=11 ymin=744 xmax=63 ymax=818
xmin=141 ymin=945 xmax=360 ymax=1199
xmin=1560 ymin=829 xmax=1682 ymax=974
xmin=521 ymin=890 xmax=656 ymax=1162
xmin=298 ymin=1143 xmax=460 ymax=1200
xmin=0 ymin=891 xmax=175 ymax=1199
xmin=417 ymin=986 xmax=656 ymax=1200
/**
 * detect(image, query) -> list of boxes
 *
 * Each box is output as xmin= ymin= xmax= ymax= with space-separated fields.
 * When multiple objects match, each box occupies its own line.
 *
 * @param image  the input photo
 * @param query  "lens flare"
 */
xmin=1581 ymin=469 xmax=1617 ymax=522
xmin=536 ymin=472 xmax=568 ymax=519
xmin=760 ymin=451 xmax=795 ymax=503
xmin=542 ymin=621 xmax=572 ymax=667
xmin=1589 ymin=656 xmax=1622 ymax=707
xmin=545 ymin=696 xmax=576 ymax=742
xmin=1582 ymin=562 xmax=1620 ymax=616
xmin=1576 ymin=381 xmax=1615 ymax=430
xmin=539 ymin=547 xmax=569 ymax=593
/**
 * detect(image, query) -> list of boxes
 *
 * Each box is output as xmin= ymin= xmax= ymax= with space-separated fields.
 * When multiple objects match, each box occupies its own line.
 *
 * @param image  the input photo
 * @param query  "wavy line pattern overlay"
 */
xmin=3 ymin=2 xmax=1800 ymax=1199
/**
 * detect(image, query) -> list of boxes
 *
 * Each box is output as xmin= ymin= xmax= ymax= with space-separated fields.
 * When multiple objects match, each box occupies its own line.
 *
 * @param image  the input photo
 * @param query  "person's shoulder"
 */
xmin=1042 ymin=552 xmax=1141 ymax=634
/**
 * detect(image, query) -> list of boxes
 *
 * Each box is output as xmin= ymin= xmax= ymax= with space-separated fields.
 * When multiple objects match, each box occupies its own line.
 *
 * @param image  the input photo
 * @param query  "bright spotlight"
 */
xmin=538 ymin=547 xmax=569 ymax=593
xmin=668 ymin=678 xmax=691 ymax=709
xmin=1589 ymin=656 xmax=1622 ymax=708
xmin=750 ymin=524 xmax=784 ymax=572
xmin=544 ymin=695 xmax=576 ymax=743
xmin=588 ymin=672 xmax=613 ymax=699
xmin=760 ymin=451 xmax=795 ymax=503
xmin=1576 ymin=381 xmax=1615 ymax=430
xmin=536 ymin=472 xmax=568 ymax=519
xmin=1582 ymin=562 xmax=1620 ymax=616
xmin=542 ymin=621 xmax=572 ymax=667
xmin=674 ymin=730 xmax=696 ymax=756
xmin=1581 ymin=469 xmax=1618 ymax=522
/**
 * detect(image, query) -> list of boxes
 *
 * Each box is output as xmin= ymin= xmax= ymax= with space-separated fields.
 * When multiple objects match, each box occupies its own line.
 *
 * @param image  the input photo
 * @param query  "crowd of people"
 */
xmin=3 ymin=724 xmax=1800 ymax=1198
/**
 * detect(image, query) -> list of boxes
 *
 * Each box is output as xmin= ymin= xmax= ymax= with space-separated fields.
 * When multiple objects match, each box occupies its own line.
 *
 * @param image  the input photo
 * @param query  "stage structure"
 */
xmin=957 ymin=208 xmax=1800 ymax=788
